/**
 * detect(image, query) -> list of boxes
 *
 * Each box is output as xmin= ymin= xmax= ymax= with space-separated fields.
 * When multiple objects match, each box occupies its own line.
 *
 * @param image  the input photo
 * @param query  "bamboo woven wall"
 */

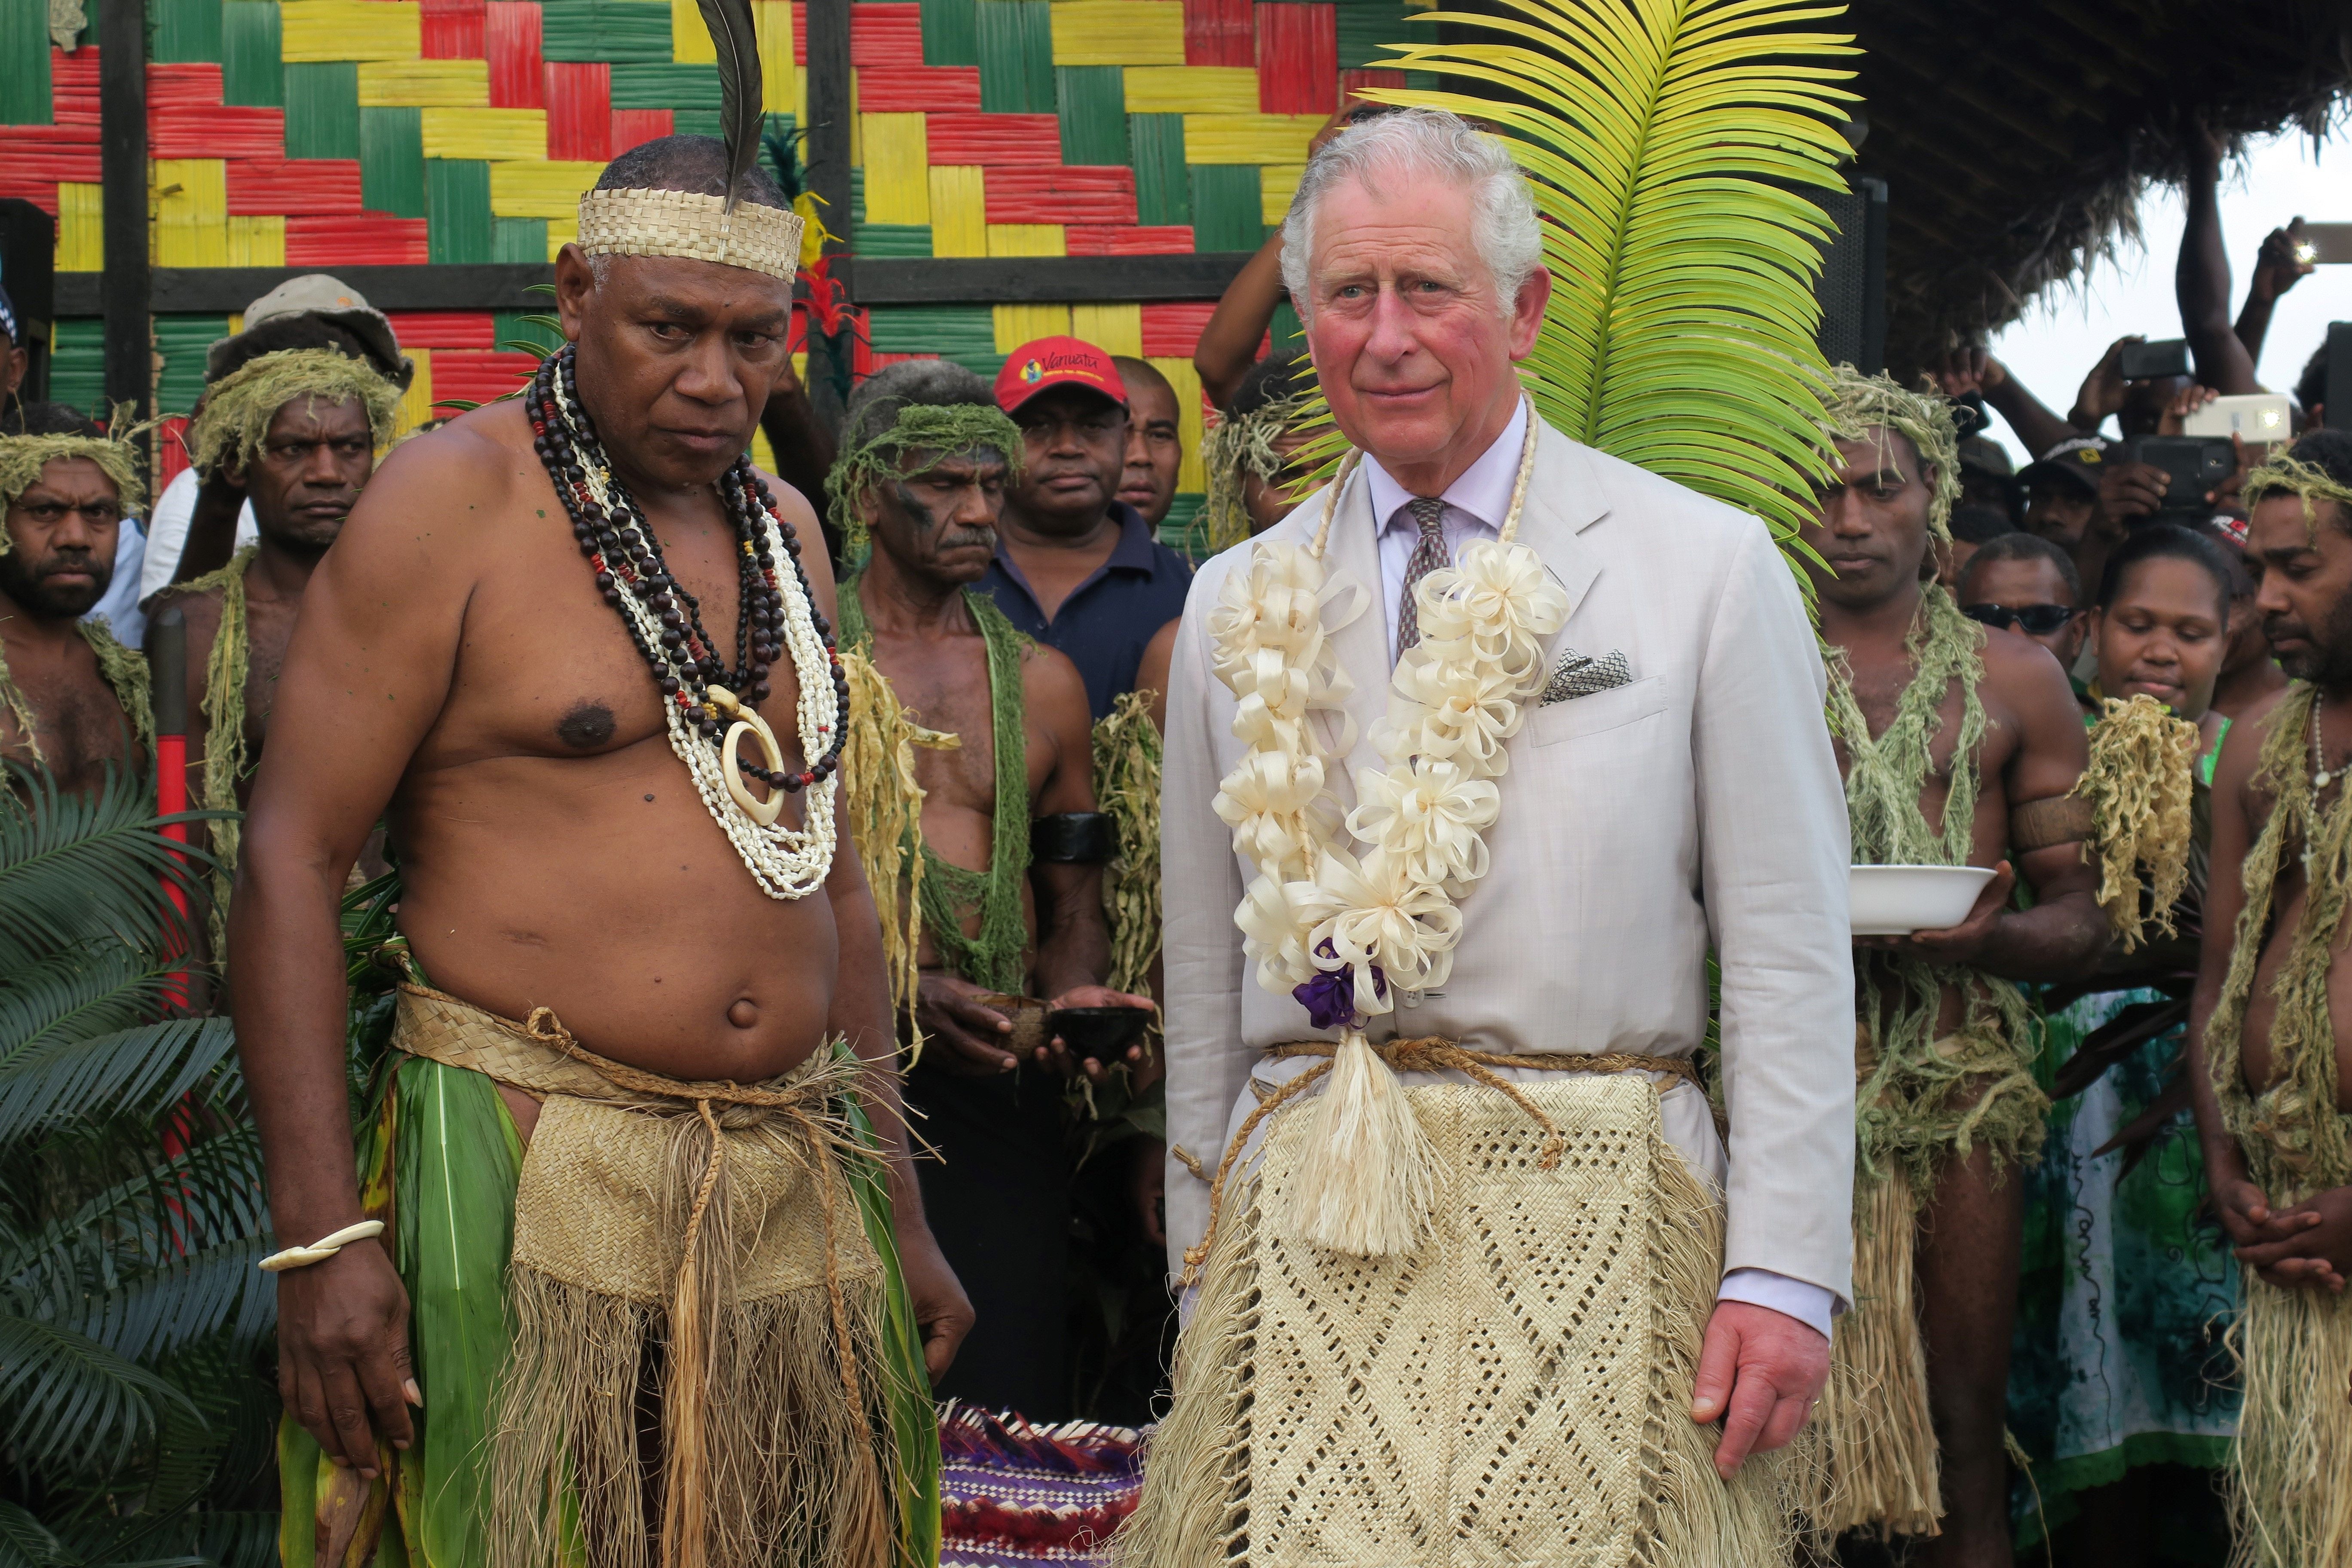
xmin=0 ymin=0 xmax=1431 ymax=524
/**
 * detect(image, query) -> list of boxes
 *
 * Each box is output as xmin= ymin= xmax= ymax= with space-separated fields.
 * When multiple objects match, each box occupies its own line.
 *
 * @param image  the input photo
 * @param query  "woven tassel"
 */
xmin=659 ymin=1105 xmax=726 ymax=1568
xmin=1275 ymin=1028 xmax=1435 ymax=1257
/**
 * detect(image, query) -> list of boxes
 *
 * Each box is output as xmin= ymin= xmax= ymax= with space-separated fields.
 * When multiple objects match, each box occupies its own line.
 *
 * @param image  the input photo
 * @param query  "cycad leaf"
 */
xmin=1366 ymin=0 xmax=1859 ymax=566
xmin=0 ymin=1019 xmax=239 ymax=1142
xmin=0 ymin=764 xmax=218 ymax=974
xmin=0 ymin=1312 xmax=196 ymax=1476
xmin=0 ymin=1501 xmax=65 ymax=1568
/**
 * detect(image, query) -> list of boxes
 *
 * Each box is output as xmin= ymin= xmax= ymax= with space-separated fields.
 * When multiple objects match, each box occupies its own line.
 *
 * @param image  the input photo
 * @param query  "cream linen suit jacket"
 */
xmin=1160 ymin=415 xmax=1857 ymax=1304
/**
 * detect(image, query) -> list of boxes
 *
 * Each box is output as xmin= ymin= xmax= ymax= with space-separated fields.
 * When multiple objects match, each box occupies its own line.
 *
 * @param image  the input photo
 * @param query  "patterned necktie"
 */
xmin=1396 ymin=496 xmax=1451 ymax=655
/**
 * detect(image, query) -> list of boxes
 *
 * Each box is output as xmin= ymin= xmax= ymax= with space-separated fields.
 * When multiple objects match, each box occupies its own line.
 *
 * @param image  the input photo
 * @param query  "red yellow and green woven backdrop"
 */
xmin=0 ymin=0 xmax=1432 ymax=524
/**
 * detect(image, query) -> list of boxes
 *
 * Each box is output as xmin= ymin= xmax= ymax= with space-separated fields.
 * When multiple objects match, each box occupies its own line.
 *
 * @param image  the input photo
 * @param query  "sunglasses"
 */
xmin=1963 ymin=603 xmax=2077 ymax=636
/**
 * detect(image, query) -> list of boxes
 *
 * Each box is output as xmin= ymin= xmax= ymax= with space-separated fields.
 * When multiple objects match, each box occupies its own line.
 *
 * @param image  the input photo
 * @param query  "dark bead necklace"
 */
xmin=528 ymin=346 xmax=848 ymax=797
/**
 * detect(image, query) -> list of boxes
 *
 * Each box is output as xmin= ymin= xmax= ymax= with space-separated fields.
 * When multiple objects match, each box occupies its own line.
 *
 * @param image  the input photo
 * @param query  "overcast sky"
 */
xmin=1980 ymin=126 xmax=2351 ymax=463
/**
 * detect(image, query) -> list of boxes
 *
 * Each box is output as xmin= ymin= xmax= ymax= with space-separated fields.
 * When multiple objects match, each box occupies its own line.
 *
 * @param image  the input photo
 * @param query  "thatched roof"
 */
xmin=1847 ymin=0 xmax=2352 ymax=371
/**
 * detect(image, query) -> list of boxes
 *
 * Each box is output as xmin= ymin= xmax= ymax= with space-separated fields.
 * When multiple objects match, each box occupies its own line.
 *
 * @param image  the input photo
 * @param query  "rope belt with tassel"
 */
xmin=1180 ymin=1035 xmax=1703 ymax=1285
xmin=508 ymin=1005 xmax=875 ymax=1415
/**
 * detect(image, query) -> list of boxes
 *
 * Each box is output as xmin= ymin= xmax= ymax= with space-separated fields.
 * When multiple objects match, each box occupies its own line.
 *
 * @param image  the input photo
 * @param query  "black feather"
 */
xmin=695 ymin=0 xmax=763 ymax=212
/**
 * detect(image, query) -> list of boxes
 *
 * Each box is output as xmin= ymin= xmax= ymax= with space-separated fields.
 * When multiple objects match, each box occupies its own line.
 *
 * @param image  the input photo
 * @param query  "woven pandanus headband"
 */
xmin=576 ymin=187 xmax=804 ymax=282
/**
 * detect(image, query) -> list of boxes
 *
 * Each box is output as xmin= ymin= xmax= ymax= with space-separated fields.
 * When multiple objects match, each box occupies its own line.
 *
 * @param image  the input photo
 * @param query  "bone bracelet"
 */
xmin=258 ymin=1219 xmax=386 ymax=1273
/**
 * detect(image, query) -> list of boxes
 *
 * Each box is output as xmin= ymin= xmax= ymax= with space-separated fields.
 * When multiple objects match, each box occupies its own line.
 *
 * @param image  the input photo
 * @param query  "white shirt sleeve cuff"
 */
xmin=1716 ymin=1267 xmax=1837 ymax=1340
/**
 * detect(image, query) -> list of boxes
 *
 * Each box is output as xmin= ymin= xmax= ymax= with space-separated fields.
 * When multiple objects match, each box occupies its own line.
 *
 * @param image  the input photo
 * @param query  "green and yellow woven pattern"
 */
xmin=5 ymin=0 xmax=1446 ymax=533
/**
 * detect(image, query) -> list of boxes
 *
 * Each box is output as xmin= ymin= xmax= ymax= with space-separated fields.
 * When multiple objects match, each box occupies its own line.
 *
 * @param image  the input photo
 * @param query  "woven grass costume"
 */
xmin=275 ymin=982 xmax=940 ymax=1568
xmin=1199 ymin=357 xmax=1315 ymax=555
xmin=0 ymin=416 xmax=154 ymax=756
xmin=2198 ymin=453 xmax=2352 ymax=1568
xmin=1807 ymin=370 xmax=2047 ymax=1541
xmin=268 ymin=35 xmax=942 ymax=1559
xmin=173 ymin=347 xmax=401 ymax=941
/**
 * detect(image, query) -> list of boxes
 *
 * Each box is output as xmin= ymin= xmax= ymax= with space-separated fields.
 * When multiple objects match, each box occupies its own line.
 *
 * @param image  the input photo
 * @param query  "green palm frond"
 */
xmin=0 ymin=1501 xmax=67 ymax=1568
xmin=1 ymin=763 xmax=267 ymax=1553
xmin=1371 ymin=0 xmax=1859 ymax=557
xmin=0 ymin=764 xmax=217 ymax=973
xmin=0 ymin=946 xmax=175 ymax=1077
xmin=0 ymin=1018 xmax=239 ymax=1143
xmin=0 ymin=1313 xmax=197 ymax=1476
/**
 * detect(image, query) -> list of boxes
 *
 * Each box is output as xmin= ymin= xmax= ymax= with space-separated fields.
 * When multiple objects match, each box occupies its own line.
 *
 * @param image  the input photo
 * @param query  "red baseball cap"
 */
xmin=995 ymin=336 xmax=1128 ymax=414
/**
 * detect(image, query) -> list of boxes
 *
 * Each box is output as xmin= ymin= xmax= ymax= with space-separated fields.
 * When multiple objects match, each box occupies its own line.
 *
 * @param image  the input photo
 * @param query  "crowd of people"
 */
xmin=1 ymin=91 xmax=2348 ymax=1568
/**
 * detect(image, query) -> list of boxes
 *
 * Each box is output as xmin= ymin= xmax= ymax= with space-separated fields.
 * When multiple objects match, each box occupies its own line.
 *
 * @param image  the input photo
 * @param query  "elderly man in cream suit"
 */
xmin=1137 ymin=108 xmax=1854 ymax=1564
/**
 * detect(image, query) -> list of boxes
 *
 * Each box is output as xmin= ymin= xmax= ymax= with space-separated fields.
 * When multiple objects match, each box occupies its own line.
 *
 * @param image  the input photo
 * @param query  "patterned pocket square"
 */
xmin=1541 ymin=647 xmax=1631 ymax=705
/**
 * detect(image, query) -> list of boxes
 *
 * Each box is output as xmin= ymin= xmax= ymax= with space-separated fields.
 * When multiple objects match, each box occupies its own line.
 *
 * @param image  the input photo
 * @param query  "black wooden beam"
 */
xmin=55 ymin=263 xmax=558 ymax=315
xmin=99 ymin=0 xmax=150 ymax=428
xmin=799 ymin=0 xmax=855 ymax=430
xmin=52 ymin=254 xmax=1260 ymax=317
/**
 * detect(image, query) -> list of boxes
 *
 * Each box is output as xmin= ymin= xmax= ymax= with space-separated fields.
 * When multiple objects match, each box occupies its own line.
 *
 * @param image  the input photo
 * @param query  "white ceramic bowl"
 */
xmin=1849 ymin=864 xmax=1997 ymax=936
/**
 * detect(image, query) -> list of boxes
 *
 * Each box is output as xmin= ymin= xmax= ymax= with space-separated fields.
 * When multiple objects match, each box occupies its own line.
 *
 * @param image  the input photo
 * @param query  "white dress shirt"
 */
xmin=82 ymin=519 xmax=148 ymax=648
xmin=1365 ymin=398 xmax=1525 ymax=666
xmin=1358 ymin=397 xmax=1836 ymax=1340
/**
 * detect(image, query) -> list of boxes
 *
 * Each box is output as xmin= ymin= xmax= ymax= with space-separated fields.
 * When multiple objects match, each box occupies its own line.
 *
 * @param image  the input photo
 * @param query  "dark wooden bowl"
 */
xmin=1047 ymin=1005 xmax=1153 ymax=1061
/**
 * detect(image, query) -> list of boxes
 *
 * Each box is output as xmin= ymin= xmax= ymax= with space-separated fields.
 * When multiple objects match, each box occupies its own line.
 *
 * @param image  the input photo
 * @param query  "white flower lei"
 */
xmin=1208 ymin=405 xmax=1567 ymax=1020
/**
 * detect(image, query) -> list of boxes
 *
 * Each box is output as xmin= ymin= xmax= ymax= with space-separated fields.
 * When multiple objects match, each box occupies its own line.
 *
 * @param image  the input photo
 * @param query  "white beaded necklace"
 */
xmin=557 ymin=379 xmax=842 ymax=900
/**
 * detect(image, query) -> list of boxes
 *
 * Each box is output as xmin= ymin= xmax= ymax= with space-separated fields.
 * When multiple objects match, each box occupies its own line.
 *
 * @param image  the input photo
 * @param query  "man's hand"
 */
xmin=2099 ymin=457 xmax=2171 ymax=524
xmin=1857 ymin=861 xmax=2016 ymax=967
xmin=891 ymin=1219 xmax=976 ymax=1379
xmin=915 ymin=971 xmax=1020 ymax=1074
xmin=2232 ymin=1184 xmax=2352 ymax=1292
xmin=1691 ymin=1300 xmax=1830 ymax=1479
xmin=275 ymin=1240 xmax=419 ymax=1476
xmin=2249 ymin=219 xmax=2316 ymax=305
xmin=2157 ymin=383 xmax=2219 ymax=436
xmin=1038 ymin=984 xmax=1155 ymax=1081
xmin=2069 ymin=336 xmax=2138 ymax=430
xmin=1932 ymin=346 xmax=2007 ymax=401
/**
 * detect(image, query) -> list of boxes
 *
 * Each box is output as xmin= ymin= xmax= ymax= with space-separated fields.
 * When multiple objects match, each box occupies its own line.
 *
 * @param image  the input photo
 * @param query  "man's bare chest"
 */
xmin=5 ymin=634 xmax=134 ymax=780
xmin=1842 ymin=667 xmax=2015 ymax=784
xmin=437 ymin=536 xmax=811 ymax=767
xmin=878 ymin=642 xmax=1049 ymax=809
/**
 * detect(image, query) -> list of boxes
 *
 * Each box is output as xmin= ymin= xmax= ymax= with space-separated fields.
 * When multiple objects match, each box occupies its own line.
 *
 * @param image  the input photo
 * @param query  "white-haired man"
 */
xmin=1130 ymin=108 xmax=1855 ymax=1562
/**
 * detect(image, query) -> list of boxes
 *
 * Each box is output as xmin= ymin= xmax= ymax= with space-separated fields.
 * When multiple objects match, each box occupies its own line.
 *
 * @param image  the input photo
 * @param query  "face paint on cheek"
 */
xmin=889 ymin=482 xmax=939 ymax=535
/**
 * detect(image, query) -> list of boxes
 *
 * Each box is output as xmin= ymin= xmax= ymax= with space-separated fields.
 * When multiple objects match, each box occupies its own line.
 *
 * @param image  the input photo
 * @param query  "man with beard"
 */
xmin=1801 ymin=369 xmax=2107 ymax=1566
xmin=2188 ymin=428 xmax=2352 ymax=1568
xmin=235 ymin=136 xmax=966 ymax=1568
xmin=0 ymin=403 xmax=150 ymax=789
xmin=827 ymin=358 xmax=1150 ymax=1418
xmin=147 ymin=318 xmax=404 ymax=936
xmin=981 ymin=337 xmax=1191 ymax=719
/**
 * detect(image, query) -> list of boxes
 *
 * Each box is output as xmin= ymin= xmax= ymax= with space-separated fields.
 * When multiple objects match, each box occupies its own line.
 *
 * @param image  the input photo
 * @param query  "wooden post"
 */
xmin=99 ymin=0 xmax=151 ymax=467
xmin=800 ymin=0 xmax=854 ymax=434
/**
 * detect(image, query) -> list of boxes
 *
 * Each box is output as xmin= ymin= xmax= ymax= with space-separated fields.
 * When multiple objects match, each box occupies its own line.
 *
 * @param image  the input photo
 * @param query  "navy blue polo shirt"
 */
xmin=981 ymin=502 xmax=1194 ymax=720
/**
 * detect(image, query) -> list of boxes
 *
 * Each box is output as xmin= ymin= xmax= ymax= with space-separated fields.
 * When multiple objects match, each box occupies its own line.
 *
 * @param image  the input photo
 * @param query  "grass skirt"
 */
xmin=1115 ymin=1071 xmax=1796 ymax=1568
xmin=2227 ymin=1273 xmax=2352 ymax=1567
xmin=276 ymin=989 xmax=940 ymax=1568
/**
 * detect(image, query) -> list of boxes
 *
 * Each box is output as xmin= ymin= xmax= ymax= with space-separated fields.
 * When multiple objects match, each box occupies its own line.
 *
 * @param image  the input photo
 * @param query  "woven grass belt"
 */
xmin=1182 ymin=1036 xmax=1701 ymax=1283
xmin=389 ymin=985 xmax=899 ymax=1568
xmin=1121 ymin=1060 xmax=1792 ymax=1568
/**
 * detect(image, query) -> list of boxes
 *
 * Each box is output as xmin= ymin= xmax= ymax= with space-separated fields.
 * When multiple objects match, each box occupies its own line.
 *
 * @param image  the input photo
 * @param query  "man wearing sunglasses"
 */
xmin=1957 ymin=533 xmax=2090 ymax=690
